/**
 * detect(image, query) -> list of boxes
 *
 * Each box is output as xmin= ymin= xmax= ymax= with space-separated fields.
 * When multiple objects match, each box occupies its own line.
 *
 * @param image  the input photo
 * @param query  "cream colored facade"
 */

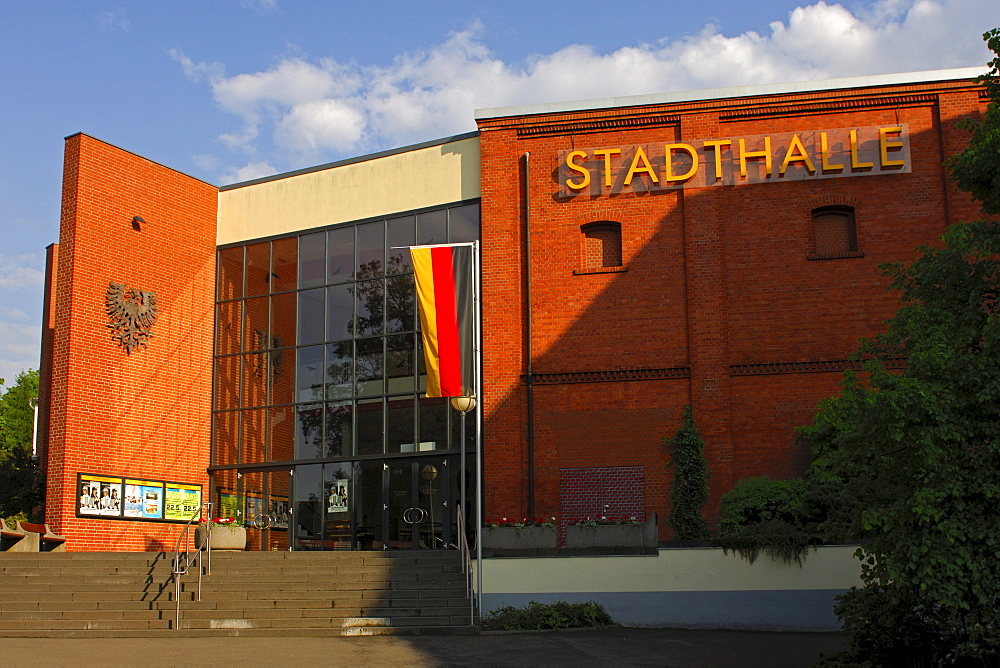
xmin=217 ymin=134 xmax=481 ymax=245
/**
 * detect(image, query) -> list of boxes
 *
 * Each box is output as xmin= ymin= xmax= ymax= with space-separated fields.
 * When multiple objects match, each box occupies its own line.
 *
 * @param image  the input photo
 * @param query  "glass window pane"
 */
xmin=296 ymin=345 xmax=325 ymax=403
xmin=385 ymin=274 xmax=414 ymax=334
xmin=327 ymin=284 xmax=354 ymax=341
xmin=325 ymin=402 xmax=353 ymax=458
xmin=299 ymin=232 xmax=326 ymax=288
xmin=215 ymin=355 xmax=240 ymax=411
xmin=242 ymin=352 xmax=268 ymax=408
xmin=297 ymin=288 xmax=325 ymax=345
xmin=269 ymin=406 xmax=295 ymax=461
xmin=242 ymin=408 xmax=266 ymax=463
xmin=419 ymin=397 xmax=448 ymax=451
xmin=216 ymin=301 xmax=241 ymax=356
xmin=245 ymin=242 xmax=270 ymax=298
xmin=327 ymin=226 xmax=354 ymax=285
xmin=356 ymin=398 xmax=383 ymax=456
xmin=295 ymin=403 xmax=324 ymax=459
xmin=213 ymin=411 xmax=239 ymax=466
xmin=271 ymin=237 xmax=298 ymax=293
xmin=416 ymin=338 xmax=427 ymax=394
xmin=218 ymin=247 xmax=244 ymax=301
xmin=386 ymin=215 xmax=414 ymax=275
xmin=269 ymin=347 xmax=294 ymax=406
xmin=356 ymin=222 xmax=384 ymax=279
xmin=270 ymin=291 xmax=296 ymax=350
xmin=386 ymin=397 xmax=415 ymax=454
xmin=353 ymin=280 xmax=384 ymax=337
xmin=243 ymin=297 xmax=269 ymax=351
xmin=448 ymin=203 xmax=480 ymax=243
xmin=386 ymin=334 xmax=415 ymax=394
xmin=355 ymin=337 xmax=384 ymax=396
xmin=293 ymin=463 xmax=323 ymax=549
xmin=417 ymin=209 xmax=447 ymax=245
xmin=326 ymin=341 xmax=353 ymax=400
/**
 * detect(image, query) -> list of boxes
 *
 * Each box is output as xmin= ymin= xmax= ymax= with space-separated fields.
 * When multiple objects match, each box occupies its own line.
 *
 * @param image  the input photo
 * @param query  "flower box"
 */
xmin=564 ymin=515 xmax=658 ymax=549
xmin=194 ymin=525 xmax=247 ymax=550
xmin=482 ymin=525 xmax=558 ymax=551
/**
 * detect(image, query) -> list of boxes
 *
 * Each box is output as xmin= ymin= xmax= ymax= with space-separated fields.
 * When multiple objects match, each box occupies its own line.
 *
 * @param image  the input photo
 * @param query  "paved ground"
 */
xmin=4 ymin=627 xmax=846 ymax=667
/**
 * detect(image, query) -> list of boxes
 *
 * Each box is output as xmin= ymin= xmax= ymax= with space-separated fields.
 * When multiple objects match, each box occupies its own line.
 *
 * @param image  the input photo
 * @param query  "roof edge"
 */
xmin=474 ymin=67 xmax=988 ymax=121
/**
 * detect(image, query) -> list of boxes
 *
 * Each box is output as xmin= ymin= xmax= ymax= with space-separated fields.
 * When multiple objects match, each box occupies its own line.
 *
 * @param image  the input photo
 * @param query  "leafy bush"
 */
xmin=481 ymin=600 xmax=613 ymax=631
xmin=666 ymin=406 xmax=709 ymax=539
xmin=715 ymin=476 xmax=815 ymax=565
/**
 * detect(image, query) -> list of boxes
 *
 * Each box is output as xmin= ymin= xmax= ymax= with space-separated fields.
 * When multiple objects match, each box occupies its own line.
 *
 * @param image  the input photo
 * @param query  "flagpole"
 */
xmin=473 ymin=239 xmax=483 ymax=621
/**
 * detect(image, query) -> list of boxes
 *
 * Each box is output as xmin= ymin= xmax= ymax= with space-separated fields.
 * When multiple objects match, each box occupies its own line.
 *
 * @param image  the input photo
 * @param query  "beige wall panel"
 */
xmin=476 ymin=546 xmax=863 ymax=594
xmin=218 ymin=136 xmax=480 ymax=245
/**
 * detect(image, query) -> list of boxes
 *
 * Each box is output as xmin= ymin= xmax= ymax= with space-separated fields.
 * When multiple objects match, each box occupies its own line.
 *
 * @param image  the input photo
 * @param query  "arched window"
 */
xmin=580 ymin=221 xmax=623 ymax=271
xmin=810 ymin=206 xmax=859 ymax=259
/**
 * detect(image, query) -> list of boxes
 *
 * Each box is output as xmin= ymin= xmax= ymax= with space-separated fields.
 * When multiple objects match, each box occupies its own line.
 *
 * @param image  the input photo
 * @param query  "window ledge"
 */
xmin=573 ymin=266 xmax=627 ymax=276
xmin=807 ymin=251 xmax=865 ymax=261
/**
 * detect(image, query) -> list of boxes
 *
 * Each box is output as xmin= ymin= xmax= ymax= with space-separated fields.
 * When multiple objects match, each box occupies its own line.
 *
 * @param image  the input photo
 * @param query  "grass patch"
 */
xmin=481 ymin=600 xmax=613 ymax=631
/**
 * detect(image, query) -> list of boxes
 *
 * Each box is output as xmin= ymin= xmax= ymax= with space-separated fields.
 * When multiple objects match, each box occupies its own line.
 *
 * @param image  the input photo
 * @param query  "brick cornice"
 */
xmin=515 ymin=114 xmax=680 ymax=138
xmin=719 ymin=94 xmax=937 ymax=123
xmin=730 ymin=358 xmax=906 ymax=376
xmin=525 ymin=367 xmax=690 ymax=385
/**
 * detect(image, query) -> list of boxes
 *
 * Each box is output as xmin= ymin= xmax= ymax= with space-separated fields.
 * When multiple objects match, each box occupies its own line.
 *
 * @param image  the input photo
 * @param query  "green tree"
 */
xmin=666 ymin=405 xmax=709 ymax=540
xmin=0 ymin=369 xmax=44 ymax=521
xmin=804 ymin=30 xmax=1000 ymax=663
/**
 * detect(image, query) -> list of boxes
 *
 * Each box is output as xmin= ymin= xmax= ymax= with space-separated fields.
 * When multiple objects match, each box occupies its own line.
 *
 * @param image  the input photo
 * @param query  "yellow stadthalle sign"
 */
xmin=557 ymin=125 xmax=909 ymax=198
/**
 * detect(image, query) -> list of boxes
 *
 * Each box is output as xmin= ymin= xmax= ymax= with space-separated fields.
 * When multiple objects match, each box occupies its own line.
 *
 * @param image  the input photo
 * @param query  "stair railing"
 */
xmin=172 ymin=501 xmax=212 ymax=630
xmin=456 ymin=503 xmax=476 ymax=625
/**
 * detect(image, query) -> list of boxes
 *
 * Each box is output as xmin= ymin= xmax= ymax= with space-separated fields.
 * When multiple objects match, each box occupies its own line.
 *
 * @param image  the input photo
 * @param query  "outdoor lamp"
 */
xmin=450 ymin=395 xmax=477 ymax=413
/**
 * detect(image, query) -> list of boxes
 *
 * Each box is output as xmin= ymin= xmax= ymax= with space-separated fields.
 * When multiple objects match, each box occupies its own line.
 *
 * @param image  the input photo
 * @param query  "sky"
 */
xmin=0 ymin=0 xmax=997 ymax=386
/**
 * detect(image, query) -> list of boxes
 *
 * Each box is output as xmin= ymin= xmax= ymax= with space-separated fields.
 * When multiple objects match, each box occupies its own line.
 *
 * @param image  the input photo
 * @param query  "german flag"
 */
xmin=410 ymin=244 xmax=474 ymax=398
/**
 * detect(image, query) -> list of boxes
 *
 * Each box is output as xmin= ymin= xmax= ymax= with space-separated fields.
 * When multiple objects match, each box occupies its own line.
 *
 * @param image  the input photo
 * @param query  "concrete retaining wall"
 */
xmin=476 ymin=545 xmax=862 ymax=630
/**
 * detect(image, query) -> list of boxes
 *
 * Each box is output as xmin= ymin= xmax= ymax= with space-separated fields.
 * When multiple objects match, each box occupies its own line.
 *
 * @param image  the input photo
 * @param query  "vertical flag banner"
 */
xmin=410 ymin=244 xmax=474 ymax=397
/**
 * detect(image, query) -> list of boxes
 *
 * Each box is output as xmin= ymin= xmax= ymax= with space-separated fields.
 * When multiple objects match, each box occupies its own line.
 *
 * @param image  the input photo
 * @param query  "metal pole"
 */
xmin=28 ymin=398 xmax=39 ymax=462
xmin=460 ymin=409 xmax=466 ymax=549
xmin=473 ymin=239 xmax=484 ymax=620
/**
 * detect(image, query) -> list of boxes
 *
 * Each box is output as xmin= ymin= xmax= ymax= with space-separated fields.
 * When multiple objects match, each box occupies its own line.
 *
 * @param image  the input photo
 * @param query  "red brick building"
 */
xmin=38 ymin=68 xmax=986 ymax=550
xmin=475 ymin=69 xmax=986 ymax=531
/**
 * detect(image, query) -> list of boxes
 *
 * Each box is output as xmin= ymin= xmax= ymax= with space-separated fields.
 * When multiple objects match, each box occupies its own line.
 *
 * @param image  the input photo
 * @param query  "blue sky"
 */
xmin=0 ymin=0 xmax=997 ymax=385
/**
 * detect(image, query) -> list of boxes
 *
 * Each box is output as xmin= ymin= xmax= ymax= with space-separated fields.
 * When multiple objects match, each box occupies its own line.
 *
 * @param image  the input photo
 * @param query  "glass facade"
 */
xmin=211 ymin=201 xmax=479 ymax=550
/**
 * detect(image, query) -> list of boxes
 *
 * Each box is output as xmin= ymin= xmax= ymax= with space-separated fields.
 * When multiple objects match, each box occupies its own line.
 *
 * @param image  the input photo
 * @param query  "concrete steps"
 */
xmin=0 ymin=550 xmax=477 ymax=637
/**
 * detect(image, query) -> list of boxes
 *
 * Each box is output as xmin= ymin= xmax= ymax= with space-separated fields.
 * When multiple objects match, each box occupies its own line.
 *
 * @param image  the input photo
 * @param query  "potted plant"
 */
xmin=482 ymin=516 xmax=558 ymax=551
xmin=565 ymin=513 xmax=658 ymax=549
xmin=194 ymin=516 xmax=247 ymax=550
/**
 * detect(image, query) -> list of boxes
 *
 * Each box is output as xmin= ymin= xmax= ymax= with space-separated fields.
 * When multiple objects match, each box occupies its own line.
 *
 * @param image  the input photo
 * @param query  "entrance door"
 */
xmin=215 ymin=468 xmax=291 ymax=551
xmin=386 ymin=457 xmax=451 ymax=549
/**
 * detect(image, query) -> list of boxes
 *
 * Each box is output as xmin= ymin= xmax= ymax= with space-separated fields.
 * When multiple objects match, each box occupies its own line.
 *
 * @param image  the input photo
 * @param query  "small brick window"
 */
xmin=809 ymin=206 xmax=861 ymax=260
xmin=579 ymin=221 xmax=623 ymax=272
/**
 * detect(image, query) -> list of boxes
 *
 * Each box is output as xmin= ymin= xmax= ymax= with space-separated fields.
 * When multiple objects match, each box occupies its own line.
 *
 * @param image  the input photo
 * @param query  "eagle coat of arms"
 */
xmin=105 ymin=281 xmax=158 ymax=354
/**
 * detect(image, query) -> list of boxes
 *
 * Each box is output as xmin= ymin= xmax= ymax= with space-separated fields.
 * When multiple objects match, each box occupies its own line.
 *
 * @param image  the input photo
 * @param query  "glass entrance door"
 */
xmin=386 ymin=456 xmax=451 ymax=549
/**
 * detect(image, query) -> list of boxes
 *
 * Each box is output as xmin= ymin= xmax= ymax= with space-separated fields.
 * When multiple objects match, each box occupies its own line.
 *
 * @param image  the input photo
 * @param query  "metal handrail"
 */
xmin=456 ymin=503 xmax=475 ymax=625
xmin=172 ymin=501 xmax=212 ymax=630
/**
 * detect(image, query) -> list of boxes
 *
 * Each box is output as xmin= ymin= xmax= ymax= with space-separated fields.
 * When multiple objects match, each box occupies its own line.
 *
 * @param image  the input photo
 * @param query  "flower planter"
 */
xmin=565 ymin=515 xmax=658 ymax=549
xmin=482 ymin=526 xmax=558 ymax=550
xmin=195 ymin=525 xmax=247 ymax=550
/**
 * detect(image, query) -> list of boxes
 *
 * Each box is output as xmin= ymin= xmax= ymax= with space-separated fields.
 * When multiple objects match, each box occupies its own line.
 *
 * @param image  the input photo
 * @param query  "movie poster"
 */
xmin=327 ymin=479 xmax=349 ymax=513
xmin=78 ymin=474 xmax=123 ymax=517
xmin=163 ymin=483 xmax=202 ymax=521
xmin=123 ymin=479 xmax=164 ymax=519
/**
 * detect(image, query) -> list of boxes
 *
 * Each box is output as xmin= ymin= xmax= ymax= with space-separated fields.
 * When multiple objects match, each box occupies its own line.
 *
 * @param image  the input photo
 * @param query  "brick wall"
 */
xmin=478 ymin=77 xmax=987 ymax=538
xmin=44 ymin=134 xmax=217 ymax=551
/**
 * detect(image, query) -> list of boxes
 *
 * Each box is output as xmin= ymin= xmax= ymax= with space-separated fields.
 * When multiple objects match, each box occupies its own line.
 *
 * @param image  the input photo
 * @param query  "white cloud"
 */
xmin=176 ymin=0 xmax=995 ymax=178
xmin=0 ymin=317 xmax=40 ymax=385
xmin=97 ymin=9 xmax=129 ymax=32
xmin=220 ymin=161 xmax=278 ymax=185
xmin=0 ymin=254 xmax=43 ymax=290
